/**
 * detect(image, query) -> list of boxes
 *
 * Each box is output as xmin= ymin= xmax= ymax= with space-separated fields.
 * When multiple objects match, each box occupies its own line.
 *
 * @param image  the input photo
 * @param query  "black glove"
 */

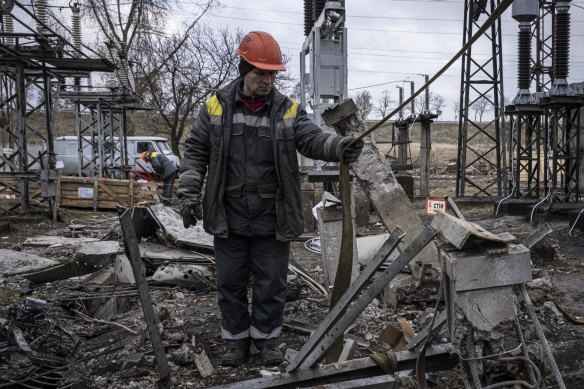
xmin=338 ymin=137 xmax=364 ymax=164
xmin=177 ymin=190 xmax=203 ymax=228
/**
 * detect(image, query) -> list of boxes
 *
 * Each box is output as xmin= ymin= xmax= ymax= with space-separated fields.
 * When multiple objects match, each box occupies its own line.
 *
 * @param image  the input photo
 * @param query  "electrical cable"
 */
xmin=344 ymin=0 xmax=516 ymax=149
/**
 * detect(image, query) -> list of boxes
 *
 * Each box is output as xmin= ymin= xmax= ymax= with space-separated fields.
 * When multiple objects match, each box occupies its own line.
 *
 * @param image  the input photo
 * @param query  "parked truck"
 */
xmin=49 ymin=136 xmax=180 ymax=178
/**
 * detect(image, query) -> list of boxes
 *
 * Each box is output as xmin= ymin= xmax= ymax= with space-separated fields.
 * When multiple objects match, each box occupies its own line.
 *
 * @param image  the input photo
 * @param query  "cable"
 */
xmin=347 ymin=0 xmax=516 ymax=146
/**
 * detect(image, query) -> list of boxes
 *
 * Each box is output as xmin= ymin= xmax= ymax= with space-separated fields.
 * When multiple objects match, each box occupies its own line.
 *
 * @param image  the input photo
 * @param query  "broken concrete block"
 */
xmin=194 ymin=350 xmax=215 ymax=378
xmin=0 ymin=249 xmax=59 ymax=276
xmin=114 ymin=254 xmax=136 ymax=284
xmin=441 ymin=243 xmax=532 ymax=292
xmin=151 ymin=264 xmax=213 ymax=288
xmin=284 ymin=348 xmax=298 ymax=363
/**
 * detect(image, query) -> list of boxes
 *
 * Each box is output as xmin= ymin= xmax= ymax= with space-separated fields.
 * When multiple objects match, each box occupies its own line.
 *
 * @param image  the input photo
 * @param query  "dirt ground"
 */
xmin=0 ymin=174 xmax=583 ymax=388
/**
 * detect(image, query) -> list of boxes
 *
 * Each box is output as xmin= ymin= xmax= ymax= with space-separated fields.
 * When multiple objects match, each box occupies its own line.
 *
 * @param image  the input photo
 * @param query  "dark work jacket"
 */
xmin=150 ymin=153 xmax=178 ymax=181
xmin=179 ymin=78 xmax=343 ymax=242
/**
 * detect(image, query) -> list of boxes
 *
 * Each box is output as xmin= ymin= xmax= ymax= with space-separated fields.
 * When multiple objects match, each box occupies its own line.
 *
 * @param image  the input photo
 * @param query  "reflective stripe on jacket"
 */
xmin=179 ymin=78 xmax=343 ymax=241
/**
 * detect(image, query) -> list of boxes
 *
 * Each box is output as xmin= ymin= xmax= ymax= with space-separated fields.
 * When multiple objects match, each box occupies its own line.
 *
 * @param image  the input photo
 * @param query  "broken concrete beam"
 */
xmin=431 ymin=211 xmax=514 ymax=249
xmin=321 ymin=99 xmax=438 ymax=275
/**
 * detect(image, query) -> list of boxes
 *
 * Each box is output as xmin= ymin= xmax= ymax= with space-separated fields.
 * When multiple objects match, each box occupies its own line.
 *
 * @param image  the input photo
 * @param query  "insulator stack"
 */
xmin=517 ymin=27 xmax=531 ymax=90
xmin=72 ymin=5 xmax=82 ymax=57
xmin=36 ymin=0 xmax=48 ymax=34
xmin=304 ymin=0 xmax=313 ymax=36
xmin=3 ymin=15 xmax=15 ymax=46
xmin=553 ymin=9 xmax=570 ymax=80
xmin=313 ymin=0 xmax=326 ymax=22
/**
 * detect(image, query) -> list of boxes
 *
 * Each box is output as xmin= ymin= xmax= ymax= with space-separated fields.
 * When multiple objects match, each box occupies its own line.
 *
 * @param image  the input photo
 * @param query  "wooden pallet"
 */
xmin=57 ymin=176 xmax=160 ymax=209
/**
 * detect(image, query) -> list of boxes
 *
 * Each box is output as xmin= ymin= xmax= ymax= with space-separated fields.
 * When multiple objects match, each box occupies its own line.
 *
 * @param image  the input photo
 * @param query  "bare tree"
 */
xmin=374 ymin=89 xmax=394 ymax=118
xmin=453 ymin=101 xmax=460 ymax=121
xmin=135 ymin=27 xmax=242 ymax=155
xmin=430 ymin=93 xmax=446 ymax=114
xmin=353 ymin=90 xmax=373 ymax=120
xmin=471 ymin=95 xmax=492 ymax=122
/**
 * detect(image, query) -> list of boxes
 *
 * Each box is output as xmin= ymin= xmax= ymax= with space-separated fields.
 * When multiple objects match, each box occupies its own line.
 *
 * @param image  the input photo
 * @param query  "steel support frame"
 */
xmin=74 ymin=100 xmax=127 ymax=179
xmin=533 ymin=1 xmax=555 ymax=93
xmin=509 ymin=112 xmax=544 ymax=198
xmin=299 ymin=1 xmax=347 ymax=167
xmin=546 ymin=104 xmax=581 ymax=202
xmin=456 ymin=0 xmax=506 ymax=197
xmin=0 ymin=59 xmax=59 ymax=214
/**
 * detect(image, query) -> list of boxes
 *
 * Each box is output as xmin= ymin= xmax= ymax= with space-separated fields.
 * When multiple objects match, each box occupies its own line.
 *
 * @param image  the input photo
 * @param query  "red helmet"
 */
xmin=236 ymin=31 xmax=286 ymax=72
xmin=141 ymin=151 xmax=151 ymax=162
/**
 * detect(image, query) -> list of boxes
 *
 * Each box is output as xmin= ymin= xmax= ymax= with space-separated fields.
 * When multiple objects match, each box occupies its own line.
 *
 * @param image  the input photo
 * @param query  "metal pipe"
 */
xmin=519 ymin=284 xmax=566 ymax=389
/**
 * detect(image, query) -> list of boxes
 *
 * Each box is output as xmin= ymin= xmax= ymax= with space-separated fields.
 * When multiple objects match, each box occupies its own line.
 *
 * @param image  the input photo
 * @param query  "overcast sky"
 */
xmin=189 ymin=0 xmax=584 ymax=121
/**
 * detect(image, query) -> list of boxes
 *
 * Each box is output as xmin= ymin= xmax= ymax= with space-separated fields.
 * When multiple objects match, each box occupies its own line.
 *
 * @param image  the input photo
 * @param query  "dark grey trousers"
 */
xmin=214 ymin=234 xmax=289 ymax=348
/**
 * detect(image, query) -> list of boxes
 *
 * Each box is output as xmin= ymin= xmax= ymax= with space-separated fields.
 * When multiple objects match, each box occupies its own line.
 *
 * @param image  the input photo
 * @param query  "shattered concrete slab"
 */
xmin=147 ymin=204 xmax=214 ymax=252
xmin=0 ymin=249 xmax=60 ymax=276
xmin=23 ymin=235 xmax=100 ymax=248
xmin=19 ymin=241 xmax=121 ymax=283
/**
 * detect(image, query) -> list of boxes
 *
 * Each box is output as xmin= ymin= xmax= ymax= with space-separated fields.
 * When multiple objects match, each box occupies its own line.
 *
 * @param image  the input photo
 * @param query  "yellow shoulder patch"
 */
xmin=283 ymin=100 xmax=300 ymax=119
xmin=206 ymin=95 xmax=223 ymax=116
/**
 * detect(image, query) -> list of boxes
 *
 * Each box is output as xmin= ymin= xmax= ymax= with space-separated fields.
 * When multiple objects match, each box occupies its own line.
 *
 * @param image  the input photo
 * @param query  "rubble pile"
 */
xmin=0 ymin=203 xmax=582 ymax=388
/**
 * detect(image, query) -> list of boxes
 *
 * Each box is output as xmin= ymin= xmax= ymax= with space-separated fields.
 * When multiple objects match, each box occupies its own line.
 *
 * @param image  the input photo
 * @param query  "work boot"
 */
xmin=258 ymin=344 xmax=283 ymax=366
xmin=220 ymin=347 xmax=249 ymax=367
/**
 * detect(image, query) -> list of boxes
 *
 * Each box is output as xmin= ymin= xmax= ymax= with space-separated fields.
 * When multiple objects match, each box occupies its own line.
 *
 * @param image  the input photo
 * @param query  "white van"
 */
xmin=50 ymin=136 xmax=180 ymax=177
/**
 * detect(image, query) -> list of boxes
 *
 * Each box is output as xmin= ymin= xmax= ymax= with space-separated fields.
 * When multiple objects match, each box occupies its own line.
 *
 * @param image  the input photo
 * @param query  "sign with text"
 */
xmin=426 ymin=198 xmax=447 ymax=215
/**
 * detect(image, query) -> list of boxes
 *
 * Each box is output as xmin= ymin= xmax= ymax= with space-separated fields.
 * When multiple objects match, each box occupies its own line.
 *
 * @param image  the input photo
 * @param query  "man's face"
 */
xmin=243 ymin=68 xmax=277 ymax=96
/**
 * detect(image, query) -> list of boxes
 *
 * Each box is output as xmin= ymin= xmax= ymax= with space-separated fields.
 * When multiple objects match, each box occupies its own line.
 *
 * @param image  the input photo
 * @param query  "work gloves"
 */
xmin=337 ymin=137 xmax=364 ymax=164
xmin=177 ymin=189 xmax=203 ymax=228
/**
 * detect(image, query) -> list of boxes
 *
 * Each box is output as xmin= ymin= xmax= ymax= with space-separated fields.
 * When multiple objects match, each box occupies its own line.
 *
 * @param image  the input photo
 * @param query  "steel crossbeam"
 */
xmin=288 ymin=227 xmax=438 ymax=371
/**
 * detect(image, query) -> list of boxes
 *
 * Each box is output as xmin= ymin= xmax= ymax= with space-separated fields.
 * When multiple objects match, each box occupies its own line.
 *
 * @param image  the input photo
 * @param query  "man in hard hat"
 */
xmin=177 ymin=31 xmax=363 ymax=367
xmin=141 ymin=151 xmax=179 ymax=203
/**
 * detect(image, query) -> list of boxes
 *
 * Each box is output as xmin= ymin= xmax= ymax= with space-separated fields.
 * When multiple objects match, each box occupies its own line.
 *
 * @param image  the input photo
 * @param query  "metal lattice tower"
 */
xmin=456 ymin=0 xmax=506 ymax=197
xmin=533 ymin=1 xmax=555 ymax=92
xmin=0 ymin=0 xmax=116 ymax=214
xmin=300 ymin=0 xmax=347 ymax=167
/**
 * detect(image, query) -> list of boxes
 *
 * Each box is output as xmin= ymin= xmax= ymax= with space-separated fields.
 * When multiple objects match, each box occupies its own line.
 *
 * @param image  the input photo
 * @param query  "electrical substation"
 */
xmin=0 ymin=0 xmax=583 ymax=388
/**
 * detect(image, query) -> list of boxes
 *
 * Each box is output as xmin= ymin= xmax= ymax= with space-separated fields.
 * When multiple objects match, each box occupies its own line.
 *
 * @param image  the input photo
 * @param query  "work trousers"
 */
xmin=214 ymin=234 xmax=289 ymax=348
xmin=161 ymin=171 xmax=177 ymax=201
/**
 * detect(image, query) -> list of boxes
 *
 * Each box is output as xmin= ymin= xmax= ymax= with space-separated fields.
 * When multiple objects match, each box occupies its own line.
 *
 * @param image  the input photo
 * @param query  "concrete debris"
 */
xmin=194 ymin=349 xmax=216 ymax=378
xmin=23 ymin=235 xmax=100 ymax=247
xmin=0 ymin=249 xmax=60 ymax=275
xmin=151 ymin=263 xmax=214 ymax=289
xmin=18 ymin=241 xmax=121 ymax=283
xmin=431 ymin=210 xmax=514 ymax=249
xmin=147 ymin=203 xmax=214 ymax=252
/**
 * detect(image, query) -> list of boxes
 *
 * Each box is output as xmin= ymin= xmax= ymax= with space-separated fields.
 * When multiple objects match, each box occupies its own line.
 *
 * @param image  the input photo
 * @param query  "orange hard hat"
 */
xmin=141 ymin=151 xmax=150 ymax=162
xmin=236 ymin=31 xmax=286 ymax=72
